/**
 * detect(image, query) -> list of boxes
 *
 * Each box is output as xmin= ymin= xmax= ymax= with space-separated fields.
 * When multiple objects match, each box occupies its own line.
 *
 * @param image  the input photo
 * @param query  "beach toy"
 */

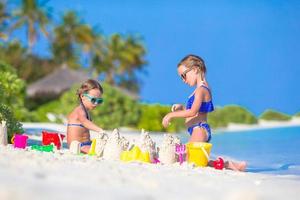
xmin=213 ymin=157 xmax=224 ymax=170
xmin=88 ymin=139 xmax=96 ymax=156
xmin=121 ymin=145 xmax=151 ymax=163
xmin=141 ymin=151 xmax=151 ymax=163
xmin=70 ymin=141 xmax=81 ymax=155
xmin=42 ymin=131 xmax=65 ymax=149
xmin=186 ymin=142 xmax=212 ymax=167
xmin=152 ymin=157 xmax=160 ymax=164
xmin=11 ymin=134 xmax=28 ymax=149
xmin=31 ymin=144 xmax=54 ymax=152
xmin=175 ymin=144 xmax=186 ymax=165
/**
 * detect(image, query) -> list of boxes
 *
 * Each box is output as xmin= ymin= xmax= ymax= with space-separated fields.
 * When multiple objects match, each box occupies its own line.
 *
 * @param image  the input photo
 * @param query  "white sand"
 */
xmin=0 ymin=145 xmax=300 ymax=200
xmin=0 ymin=122 xmax=299 ymax=199
xmin=159 ymin=134 xmax=180 ymax=164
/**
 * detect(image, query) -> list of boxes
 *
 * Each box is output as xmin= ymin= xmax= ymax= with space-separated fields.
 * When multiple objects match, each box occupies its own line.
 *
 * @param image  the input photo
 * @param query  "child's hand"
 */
xmin=98 ymin=129 xmax=105 ymax=134
xmin=171 ymin=104 xmax=183 ymax=112
xmin=162 ymin=114 xmax=171 ymax=128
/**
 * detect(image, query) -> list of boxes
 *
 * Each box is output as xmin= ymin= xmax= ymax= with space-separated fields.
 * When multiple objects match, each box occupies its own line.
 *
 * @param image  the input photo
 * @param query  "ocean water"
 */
xmin=181 ymin=126 xmax=300 ymax=176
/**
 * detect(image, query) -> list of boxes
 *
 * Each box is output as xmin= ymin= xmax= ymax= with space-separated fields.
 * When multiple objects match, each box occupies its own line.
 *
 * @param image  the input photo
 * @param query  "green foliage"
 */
xmin=51 ymin=11 xmax=100 ymax=68
xmin=0 ymin=41 xmax=59 ymax=84
xmin=93 ymin=33 xmax=147 ymax=93
xmin=0 ymin=1 xmax=9 ymax=40
xmin=3 ymin=2 xmax=146 ymax=94
xmin=0 ymin=61 xmax=37 ymax=121
xmin=259 ymin=109 xmax=291 ymax=121
xmin=295 ymin=112 xmax=300 ymax=117
xmin=0 ymin=104 xmax=24 ymax=141
xmin=0 ymin=62 xmax=24 ymax=139
xmin=33 ymin=83 xmax=185 ymax=132
xmin=33 ymin=101 xmax=62 ymax=122
xmin=94 ymin=83 xmax=141 ymax=129
xmin=0 ymin=61 xmax=26 ymax=106
xmin=33 ymin=83 xmax=142 ymax=129
xmin=137 ymin=104 xmax=185 ymax=132
xmin=208 ymin=105 xmax=257 ymax=128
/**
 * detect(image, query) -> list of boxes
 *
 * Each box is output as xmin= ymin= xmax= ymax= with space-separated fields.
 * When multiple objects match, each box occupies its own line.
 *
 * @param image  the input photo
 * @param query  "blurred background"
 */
xmin=1 ymin=0 xmax=300 ymax=139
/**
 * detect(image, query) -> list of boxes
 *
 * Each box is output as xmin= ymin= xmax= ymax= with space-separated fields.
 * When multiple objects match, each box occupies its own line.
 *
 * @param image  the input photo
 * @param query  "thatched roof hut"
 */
xmin=27 ymin=66 xmax=140 ymax=101
xmin=27 ymin=67 xmax=90 ymax=98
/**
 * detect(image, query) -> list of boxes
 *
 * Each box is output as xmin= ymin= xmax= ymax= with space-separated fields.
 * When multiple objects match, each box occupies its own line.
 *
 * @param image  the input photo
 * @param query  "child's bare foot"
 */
xmin=226 ymin=161 xmax=247 ymax=172
xmin=80 ymin=145 xmax=90 ymax=154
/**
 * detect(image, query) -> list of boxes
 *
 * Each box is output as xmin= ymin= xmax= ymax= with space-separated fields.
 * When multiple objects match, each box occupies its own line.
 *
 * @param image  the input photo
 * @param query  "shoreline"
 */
xmin=215 ymin=117 xmax=300 ymax=133
xmin=21 ymin=117 xmax=300 ymax=136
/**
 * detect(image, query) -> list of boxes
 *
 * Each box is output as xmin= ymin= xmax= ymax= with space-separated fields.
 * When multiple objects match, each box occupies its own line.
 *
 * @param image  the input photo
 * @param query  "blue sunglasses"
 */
xmin=83 ymin=93 xmax=103 ymax=105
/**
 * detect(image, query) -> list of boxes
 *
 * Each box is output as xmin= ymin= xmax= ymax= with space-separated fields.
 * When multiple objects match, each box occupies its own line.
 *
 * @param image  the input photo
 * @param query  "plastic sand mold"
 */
xmin=31 ymin=144 xmax=54 ymax=152
xmin=121 ymin=145 xmax=151 ymax=163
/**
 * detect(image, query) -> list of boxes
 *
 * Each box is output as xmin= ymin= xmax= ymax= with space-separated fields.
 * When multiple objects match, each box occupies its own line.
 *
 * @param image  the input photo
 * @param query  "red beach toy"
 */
xmin=213 ymin=157 xmax=224 ymax=170
xmin=42 ymin=131 xmax=65 ymax=149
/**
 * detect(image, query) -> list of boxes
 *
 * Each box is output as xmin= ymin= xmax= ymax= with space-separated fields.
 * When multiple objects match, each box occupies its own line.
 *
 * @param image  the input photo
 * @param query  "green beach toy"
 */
xmin=31 ymin=144 xmax=54 ymax=152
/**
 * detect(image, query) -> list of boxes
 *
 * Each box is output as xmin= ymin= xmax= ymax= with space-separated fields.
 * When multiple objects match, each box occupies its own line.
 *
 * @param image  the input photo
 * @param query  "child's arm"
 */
xmin=162 ymin=88 xmax=203 ymax=127
xmin=77 ymin=109 xmax=104 ymax=132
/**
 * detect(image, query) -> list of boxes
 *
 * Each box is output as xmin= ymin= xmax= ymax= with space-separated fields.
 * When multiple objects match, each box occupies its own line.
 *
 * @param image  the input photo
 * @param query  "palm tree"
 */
xmin=0 ymin=1 xmax=9 ymax=40
xmin=93 ymin=33 xmax=147 ymax=92
xmin=51 ymin=11 xmax=101 ymax=68
xmin=10 ymin=0 xmax=51 ymax=53
xmin=117 ymin=35 xmax=147 ymax=92
xmin=0 ymin=40 xmax=58 ymax=82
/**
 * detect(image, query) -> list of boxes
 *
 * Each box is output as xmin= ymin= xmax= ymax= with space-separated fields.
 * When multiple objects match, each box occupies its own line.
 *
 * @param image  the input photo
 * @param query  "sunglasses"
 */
xmin=83 ymin=93 xmax=103 ymax=105
xmin=180 ymin=68 xmax=193 ymax=80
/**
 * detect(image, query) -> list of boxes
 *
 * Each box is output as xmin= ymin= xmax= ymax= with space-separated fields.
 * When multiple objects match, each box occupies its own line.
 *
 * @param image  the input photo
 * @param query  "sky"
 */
xmin=10 ymin=0 xmax=300 ymax=116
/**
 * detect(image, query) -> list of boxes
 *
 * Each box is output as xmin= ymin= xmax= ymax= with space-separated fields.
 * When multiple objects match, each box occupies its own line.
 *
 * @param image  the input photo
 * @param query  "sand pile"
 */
xmin=103 ymin=129 xmax=129 ymax=160
xmin=94 ymin=131 xmax=108 ymax=157
xmin=136 ymin=129 xmax=157 ymax=162
xmin=158 ymin=134 xmax=181 ymax=164
xmin=0 ymin=121 xmax=7 ymax=145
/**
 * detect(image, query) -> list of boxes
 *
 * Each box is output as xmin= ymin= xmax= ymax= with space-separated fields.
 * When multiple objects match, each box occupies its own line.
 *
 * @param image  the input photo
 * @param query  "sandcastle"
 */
xmin=158 ymin=134 xmax=181 ymax=164
xmin=69 ymin=141 xmax=81 ymax=154
xmin=0 ymin=121 xmax=8 ymax=146
xmin=136 ymin=129 xmax=157 ymax=162
xmin=68 ymin=129 xmax=181 ymax=165
xmin=103 ymin=129 xmax=129 ymax=160
xmin=94 ymin=131 xmax=108 ymax=157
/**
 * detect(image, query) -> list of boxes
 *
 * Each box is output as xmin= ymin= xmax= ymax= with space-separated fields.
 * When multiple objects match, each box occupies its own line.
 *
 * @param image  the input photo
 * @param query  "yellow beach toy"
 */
xmin=186 ymin=142 xmax=212 ymax=167
xmin=88 ymin=139 xmax=97 ymax=156
xmin=121 ymin=145 xmax=151 ymax=163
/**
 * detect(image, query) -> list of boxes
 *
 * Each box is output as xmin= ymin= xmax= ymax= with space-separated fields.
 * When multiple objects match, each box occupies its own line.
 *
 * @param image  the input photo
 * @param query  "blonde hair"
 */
xmin=178 ymin=54 xmax=206 ymax=80
xmin=77 ymin=79 xmax=103 ymax=99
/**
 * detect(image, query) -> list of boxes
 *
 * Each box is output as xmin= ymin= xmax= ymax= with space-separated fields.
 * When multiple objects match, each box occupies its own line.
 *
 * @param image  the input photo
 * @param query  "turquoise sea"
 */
xmin=181 ymin=126 xmax=300 ymax=176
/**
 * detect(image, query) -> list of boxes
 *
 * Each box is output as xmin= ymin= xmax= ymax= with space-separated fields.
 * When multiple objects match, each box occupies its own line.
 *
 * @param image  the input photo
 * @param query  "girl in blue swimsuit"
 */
xmin=67 ymin=79 xmax=105 ymax=153
xmin=162 ymin=55 xmax=246 ymax=171
xmin=162 ymin=54 xmax=213 ymax=143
